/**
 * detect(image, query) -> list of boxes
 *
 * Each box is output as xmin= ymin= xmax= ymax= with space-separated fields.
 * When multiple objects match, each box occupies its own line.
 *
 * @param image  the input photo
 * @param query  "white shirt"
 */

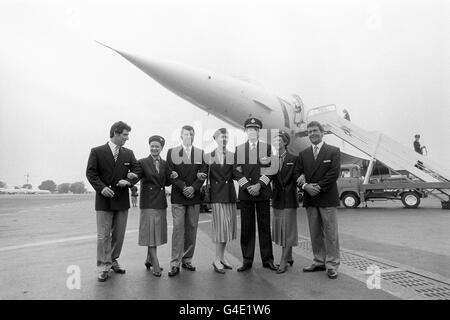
xmin=312 ymin=141 xmax=324 ymax=155
xmin=301 ymin=141 xmax=324 ymax=190
xmin=108 ymin=141 xmax=120 ymax=155
xmin=248 ymin=140 xmax=258 ymax=150
xmin=182 ymin=144 xmax=192 ymax=157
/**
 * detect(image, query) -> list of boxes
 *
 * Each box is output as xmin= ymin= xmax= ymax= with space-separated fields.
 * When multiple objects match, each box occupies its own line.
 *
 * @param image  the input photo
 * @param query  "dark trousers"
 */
xmin=239 ymin=200 xmax=274 ymax=265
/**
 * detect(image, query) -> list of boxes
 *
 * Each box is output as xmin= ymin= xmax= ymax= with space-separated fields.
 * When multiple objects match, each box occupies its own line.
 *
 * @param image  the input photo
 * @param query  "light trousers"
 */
xmin=96 ymin=210 xmax=128 ymax=272
xmin=306 ymin=206 xmax=340 ymax=270
xmin=170 ymin=204 xmax=200 ymax=267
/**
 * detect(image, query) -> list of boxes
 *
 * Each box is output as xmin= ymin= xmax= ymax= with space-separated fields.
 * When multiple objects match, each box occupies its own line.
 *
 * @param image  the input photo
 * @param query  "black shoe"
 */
xmin=152 ymin=269 xmax=162 ymax=277
xmin=237 ymin=264 xmax=252 ymax=272
xmin=287 ymin=260 xmax=294 ymax=267
xmin=212 ymin=262 xmax=225 ymax=274
xmin=97 ymin=271 xmax=109 ymax=282
xmin=145 ymin=261 xmax=152 ymax=270
xmin=303 ymin=264 xmax=326 ymax=272
xmin=181 ymin=263 xmax=196 ymax=271
xmin=327 ymin=269 xmax=338 ymax=279
xmin=168 ymin=266 xmax=180 ymax=277
xmin=263 ymin=261 xmax=278 ymax=271
xmin=112 ymin=265 xmax=126 ymax=274
xmin=220 ymin=260 xmax=233 ymax=270
xmin=276 ymin=265 xmax=288 ymax=274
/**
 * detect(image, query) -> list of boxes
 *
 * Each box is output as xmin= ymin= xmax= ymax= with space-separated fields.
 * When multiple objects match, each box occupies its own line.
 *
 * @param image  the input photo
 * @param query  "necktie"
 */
xmin=185 ymin=148 xmax=190 ymax=159
xmin=313 ymin=145 xmax=319 ymax=160
xmin=279 ymin=155 xmax=284 ymax=172
xmin=155 ymin=158 xmax=160 ymax=173
xmin=220 ymin=150 xmax=226 ymax=166
xmin=113 ymin=145 xmax=120 ymax=162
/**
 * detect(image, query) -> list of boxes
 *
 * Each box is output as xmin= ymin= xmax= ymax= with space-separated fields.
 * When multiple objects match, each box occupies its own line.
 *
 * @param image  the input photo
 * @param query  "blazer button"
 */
xmin=161 ymin=188 xmax=164 ymax=190
xmin=225 ymin=181 xmax=228 ymax=184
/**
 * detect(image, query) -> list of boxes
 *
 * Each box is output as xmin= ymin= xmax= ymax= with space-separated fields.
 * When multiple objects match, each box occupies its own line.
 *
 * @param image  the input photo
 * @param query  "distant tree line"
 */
xmin=39 ymin=180 xmax=87 ymax=194
xmin=0 ymin=179 xmax=87 ymax=194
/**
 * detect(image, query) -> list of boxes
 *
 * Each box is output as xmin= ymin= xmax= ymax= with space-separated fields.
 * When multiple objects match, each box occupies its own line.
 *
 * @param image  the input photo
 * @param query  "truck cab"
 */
xmin=337 ymin=164 xmax=425 ymax=208
xmin=337 ymin=164 xmax=363 ymax=208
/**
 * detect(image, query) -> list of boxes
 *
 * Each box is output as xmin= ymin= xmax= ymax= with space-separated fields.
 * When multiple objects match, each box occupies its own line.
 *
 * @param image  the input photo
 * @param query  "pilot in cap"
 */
xmin=276 ymin=130 xmax=290 ymax=146
xmin=148 ymin=135 xmax=165 ymax=148
xmin=244 ymin=117 xmax=263 ymax=129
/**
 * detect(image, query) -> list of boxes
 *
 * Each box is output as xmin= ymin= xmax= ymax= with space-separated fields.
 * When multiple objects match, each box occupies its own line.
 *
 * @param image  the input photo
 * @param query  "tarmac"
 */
xmin=0 ymin=194 xmax=449 ymax=300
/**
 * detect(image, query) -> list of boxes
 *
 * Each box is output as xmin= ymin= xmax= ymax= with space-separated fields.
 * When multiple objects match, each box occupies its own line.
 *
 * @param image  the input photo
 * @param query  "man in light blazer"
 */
xmin=295 ymin=120 xmax=341 ymax=279
xmin=86 ymin=121 xmax=140 ymax=282
xmin=166 ymin=125 xmax=207 ymax=277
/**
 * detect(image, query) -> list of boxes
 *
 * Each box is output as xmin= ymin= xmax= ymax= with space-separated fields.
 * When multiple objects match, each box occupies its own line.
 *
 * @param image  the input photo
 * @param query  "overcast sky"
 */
xmin=0 ymin=0 xmax=449 ymax=189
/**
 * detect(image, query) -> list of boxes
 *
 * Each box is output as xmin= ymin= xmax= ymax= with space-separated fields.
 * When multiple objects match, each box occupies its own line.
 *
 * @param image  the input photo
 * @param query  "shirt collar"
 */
xmin=151 ymin=155 xmax=161 ymax=161
xmin=182 ymin=144 xmax=192 ymax=151
xmin=108 ymin=141 xmax=119 ymax=153
xmin=248 ymin=140 xmax=258 ymax=148
xmin=312 ymin=141 xmax=324 ymax=153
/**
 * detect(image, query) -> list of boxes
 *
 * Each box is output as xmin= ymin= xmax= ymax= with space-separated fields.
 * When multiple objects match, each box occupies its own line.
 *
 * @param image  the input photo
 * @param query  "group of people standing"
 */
xmin=86 ymin=118 xmax=341 ymax=282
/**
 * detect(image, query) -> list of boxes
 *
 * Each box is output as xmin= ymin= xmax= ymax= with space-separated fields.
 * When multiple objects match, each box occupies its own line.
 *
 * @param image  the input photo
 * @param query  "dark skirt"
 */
xmin=138 ymin=208 xmax=167 ymax=247
xmin=272 ymin=208 xmax=298 ymax=247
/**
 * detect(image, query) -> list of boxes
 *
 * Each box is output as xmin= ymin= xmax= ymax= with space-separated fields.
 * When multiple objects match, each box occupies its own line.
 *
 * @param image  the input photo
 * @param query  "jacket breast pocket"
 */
xmin=320 ymin=160 xmax=332 ymax=169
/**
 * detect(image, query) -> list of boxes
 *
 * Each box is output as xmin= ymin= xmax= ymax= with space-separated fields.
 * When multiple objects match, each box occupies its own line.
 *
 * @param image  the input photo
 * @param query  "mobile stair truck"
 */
xmin=307 ymin=105 xmax=450 ymax=209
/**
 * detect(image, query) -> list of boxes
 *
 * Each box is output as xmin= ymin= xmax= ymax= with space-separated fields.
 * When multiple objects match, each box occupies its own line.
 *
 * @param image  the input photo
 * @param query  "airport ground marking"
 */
xmin=0 ymin=219 xmax=211 ymax=252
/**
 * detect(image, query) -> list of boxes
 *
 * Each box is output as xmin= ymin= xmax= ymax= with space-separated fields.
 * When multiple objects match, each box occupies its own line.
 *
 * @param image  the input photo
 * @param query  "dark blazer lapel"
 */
xmin=116 ymin=146 xmax=126 ymax=164
xmin=156 ymin=158 xmax=165 ymax=186
xmin=190 ymin=147 xmax=195 ymax=164
xmin=147 ymin=155 xmax=157 ymax=176
xmin=210 ymin=149 xmax=216 ymax=165
xmin=276 ymin=153 xmax=285 ymax=187
xmin=310 ymin=143 xmax=327 ymax=177
xmin=153 ymin=155 xmax=166 ymax=187
xmin=304 ymin=147 xmax=314 ymax=181
xmin=280 ymin=152 xmax=293 ymax=186
xmin=245 ymin=141 xmax=250 ymax=164
xmin=102 ymin=143 xmax=115 ymax=169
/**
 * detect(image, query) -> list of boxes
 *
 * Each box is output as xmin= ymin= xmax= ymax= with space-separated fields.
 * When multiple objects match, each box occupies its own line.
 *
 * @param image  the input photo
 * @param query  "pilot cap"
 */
xmin=148 ymin=135 xmax=165 ymax=148
xmin=244 ymin=117 xmax=263 ymax=129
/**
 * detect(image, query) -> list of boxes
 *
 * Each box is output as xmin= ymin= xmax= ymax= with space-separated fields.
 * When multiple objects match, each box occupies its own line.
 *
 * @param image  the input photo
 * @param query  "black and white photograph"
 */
xmin=0 ymin=0 xmax=449 ymax=309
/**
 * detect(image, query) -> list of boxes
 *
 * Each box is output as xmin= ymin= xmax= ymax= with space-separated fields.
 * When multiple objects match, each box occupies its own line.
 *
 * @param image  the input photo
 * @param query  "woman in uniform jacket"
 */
xmin=271 ymin=130 xmax=299 ymax=274
xmin=205 ymin=128 xmax=239 ymax=274
xmin=135 ymin=135 xmax=171 ymax=277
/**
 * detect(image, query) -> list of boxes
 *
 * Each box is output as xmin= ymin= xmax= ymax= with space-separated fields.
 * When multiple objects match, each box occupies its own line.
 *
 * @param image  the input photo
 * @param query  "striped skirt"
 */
xmin=211 ymin=203 xmax=237 ymax=243
xmin=138 ymin=208 xmax=167 ymax=247
xmin=272 ymin=208 xmax=298 ymax=247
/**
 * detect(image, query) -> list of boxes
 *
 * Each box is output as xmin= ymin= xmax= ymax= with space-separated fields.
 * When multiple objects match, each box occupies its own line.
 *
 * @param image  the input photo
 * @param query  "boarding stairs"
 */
xmin=306 ymin=105 xmax=450 ymax=202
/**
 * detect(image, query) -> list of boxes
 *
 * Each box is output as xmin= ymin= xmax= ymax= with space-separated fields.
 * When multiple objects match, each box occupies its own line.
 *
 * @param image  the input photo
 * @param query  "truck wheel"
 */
xmin=401 ymin=192 xmax=420 ymax=208
xmin=342 ymin=193 xmax=360 ymax=208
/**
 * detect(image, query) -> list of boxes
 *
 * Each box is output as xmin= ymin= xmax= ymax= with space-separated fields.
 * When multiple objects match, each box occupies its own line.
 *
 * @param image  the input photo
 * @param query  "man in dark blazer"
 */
xmin=295 ymin=120 xmax=341 ymax=279
xmin=86 ymin=121 xmax=139 ymax=282
xmin=166 ymin=125 xmax=207 ymax=277
xmin=234 ymin=118 xmax=277 ymax=272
